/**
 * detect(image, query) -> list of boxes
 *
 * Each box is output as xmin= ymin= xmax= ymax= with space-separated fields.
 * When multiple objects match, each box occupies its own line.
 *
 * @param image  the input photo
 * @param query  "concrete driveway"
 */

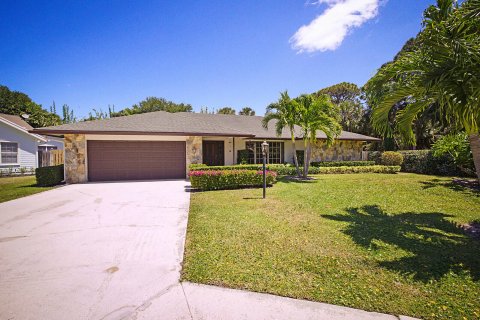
xmin=0 ymin=180 xmax=190 ymax=320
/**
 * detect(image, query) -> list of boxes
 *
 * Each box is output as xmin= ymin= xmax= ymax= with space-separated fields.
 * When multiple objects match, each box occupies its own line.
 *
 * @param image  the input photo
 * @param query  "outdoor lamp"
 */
xmin=261 ymin=141 xmax=268 ymax=199
xmin=261 ymin=141 xmax=269 ymax=156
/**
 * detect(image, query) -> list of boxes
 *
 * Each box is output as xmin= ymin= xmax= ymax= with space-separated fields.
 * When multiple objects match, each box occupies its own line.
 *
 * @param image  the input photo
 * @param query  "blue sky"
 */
xmin=1 ymin=0 xmax=435 ymax=117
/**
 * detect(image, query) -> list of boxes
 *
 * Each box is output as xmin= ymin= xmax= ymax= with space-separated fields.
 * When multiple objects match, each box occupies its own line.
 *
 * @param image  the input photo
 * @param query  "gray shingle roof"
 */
xmin=32 ymin=111 xmax=380 ymax=141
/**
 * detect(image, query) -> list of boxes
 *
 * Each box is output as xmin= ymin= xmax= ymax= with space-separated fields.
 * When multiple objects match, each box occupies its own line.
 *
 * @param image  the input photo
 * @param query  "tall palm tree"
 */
xmin=295 ymin=94 xmax=341 ymax=178
xmin=365 ymin=0 xmax=480 ymax=180
xmin=262 ymin=91 xmax=302 ymax=177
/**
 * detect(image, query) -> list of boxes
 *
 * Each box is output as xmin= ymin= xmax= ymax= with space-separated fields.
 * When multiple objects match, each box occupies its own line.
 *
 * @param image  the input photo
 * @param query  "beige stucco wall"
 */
xmin=64 ymin=134 xmax=87 ymax=184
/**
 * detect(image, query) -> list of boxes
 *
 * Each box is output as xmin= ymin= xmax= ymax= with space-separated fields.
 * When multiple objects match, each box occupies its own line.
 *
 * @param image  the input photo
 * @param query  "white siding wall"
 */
xmin=0 ymin=121 xmax=40 ymax=170
xmin=39 ymin=136 xmax=64 ymax=149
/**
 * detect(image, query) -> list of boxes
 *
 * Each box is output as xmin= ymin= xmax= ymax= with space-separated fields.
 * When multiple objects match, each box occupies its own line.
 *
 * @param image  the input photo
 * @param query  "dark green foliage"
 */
xmin=189 ymin=170 xmax=277 ymax=191
xmin=315 ymin=82 xmax=365 ymax=133
xmin=368 ymin=151 xmax=383 ymax=164
xmin=432 ymin=133 xmax=475 ymax=175
xmin=369 ymin=150 xmax=473 ymax=176
xmin=0 ymin=85 xmax=61 ymax=128
xmin=236 ymin=150 xmax=249 ymax=164
xmin=217 ymin=107 xmax=236 ymax=115
xmin=238 ymin=107 xmax=255 ymax=116
xmin=111 ymin=97 xmax=192 ymax=117
xmin=381 ymin=151 xmax=404 ymax=166
xmin=311 ymin=161 xmax=376 ymax=167
xmin=399 ymin=150 xmax=467 ymax=176
xmin=35 ymin=165 xmax=64 ymax=186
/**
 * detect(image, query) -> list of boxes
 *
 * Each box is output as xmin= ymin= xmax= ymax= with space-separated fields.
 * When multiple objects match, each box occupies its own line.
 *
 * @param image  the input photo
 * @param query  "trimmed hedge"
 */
xmin=189 ymin=164 xmax=400 ymax=177
xmin=311 ymin=161 xmax=375 ymax=167
xmin=36 ymin=164 xmax=64 ymax=186
xmin=368 ymin=150 xmax=470 ymax=176
xmin=381 ymin=151 xmax=404 ymax=166
xmin=189 ymin=170 xmax=277 ymax=191
xmin=314 ymin=165 xmax=400 ymax=174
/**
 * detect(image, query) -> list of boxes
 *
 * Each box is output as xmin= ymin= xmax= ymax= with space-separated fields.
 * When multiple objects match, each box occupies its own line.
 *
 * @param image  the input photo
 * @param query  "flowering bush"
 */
xmin=189 ymin=169 xmax=277 ymax=191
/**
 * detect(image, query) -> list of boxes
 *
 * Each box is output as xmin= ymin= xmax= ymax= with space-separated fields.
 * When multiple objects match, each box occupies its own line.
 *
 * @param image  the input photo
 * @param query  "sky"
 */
xmin=0 ymin=0 xmax=436 ymax=117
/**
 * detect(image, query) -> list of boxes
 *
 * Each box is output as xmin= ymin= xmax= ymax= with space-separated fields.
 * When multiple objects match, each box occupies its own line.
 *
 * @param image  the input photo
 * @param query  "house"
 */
xmin=0 ymin=113 xmax=64 ymax=173
xmin=31 ymin=111 xmax=379 ymax=183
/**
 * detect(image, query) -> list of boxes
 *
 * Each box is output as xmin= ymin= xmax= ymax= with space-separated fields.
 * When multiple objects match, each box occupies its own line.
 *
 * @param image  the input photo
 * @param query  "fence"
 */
xmin=38 ymin=150 xmax=64 ymax=167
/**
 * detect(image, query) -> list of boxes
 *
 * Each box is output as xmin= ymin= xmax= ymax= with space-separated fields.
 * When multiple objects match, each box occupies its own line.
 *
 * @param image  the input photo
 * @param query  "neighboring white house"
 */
xmin=0 ymin=113 xmax=64 ymax=173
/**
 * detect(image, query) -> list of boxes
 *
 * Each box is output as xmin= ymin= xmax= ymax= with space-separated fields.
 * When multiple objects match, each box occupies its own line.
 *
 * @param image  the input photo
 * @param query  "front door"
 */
xmin=202 ymin=141 xmax=224 ymax=166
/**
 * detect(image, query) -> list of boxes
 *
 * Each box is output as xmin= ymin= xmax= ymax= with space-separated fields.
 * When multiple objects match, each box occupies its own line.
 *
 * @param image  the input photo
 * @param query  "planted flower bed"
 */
xmin=189 ymin=169 xmax=277 ymax=191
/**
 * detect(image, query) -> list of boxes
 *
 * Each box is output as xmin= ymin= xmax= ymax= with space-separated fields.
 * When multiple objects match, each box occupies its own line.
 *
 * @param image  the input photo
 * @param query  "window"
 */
xmin=1 ymin=142 xmax=18 ymax=164
xmin=246 ymin=141 xmax=284 ymax=164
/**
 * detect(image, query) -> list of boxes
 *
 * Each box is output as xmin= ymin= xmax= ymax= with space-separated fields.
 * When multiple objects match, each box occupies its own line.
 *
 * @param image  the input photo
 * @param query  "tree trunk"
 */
xmin=303 ymin=140 xmax=311 ymax=178
xmin=291 ymin=136 xmax=301 ymax=177
xmin=468 ymin=133 xmax=480 ymax=182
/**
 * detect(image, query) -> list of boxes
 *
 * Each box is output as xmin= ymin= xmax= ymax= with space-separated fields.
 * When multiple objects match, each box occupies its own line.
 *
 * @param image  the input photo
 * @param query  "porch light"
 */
xmin=261 ymin=141 xmax=269 ymax=156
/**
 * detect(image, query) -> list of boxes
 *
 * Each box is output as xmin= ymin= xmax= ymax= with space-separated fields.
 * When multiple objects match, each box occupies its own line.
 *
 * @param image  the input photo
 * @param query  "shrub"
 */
xmin=399 ymin=150 xmax=467 ymax=176
xmin=367 ymin=151 xmax=383 ymax=164
xmin=237 ymin=150 xmax=249 ymax=164
xmin=189 ymin=170 xmax=277 ymax=191
xmin=315 ymin=165 xmax=400 ymax=174
xmin=381 ymin=151 xmax=404 ymax=166
xmin=311 ymin=161 xmax=375 ymax=167
xmin=188 ymin=164 xmax=399 ymax=176
xmin=189 ymin=164 xmax=208 ymax=170
xmin=36 ymin=165 xmax=64 ymax=186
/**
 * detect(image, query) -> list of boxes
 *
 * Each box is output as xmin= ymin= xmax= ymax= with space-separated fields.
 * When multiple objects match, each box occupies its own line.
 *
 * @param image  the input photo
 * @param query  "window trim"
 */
xmin=0 ymin=142 xmax=19 ymax=165
xmin=246 ymin=141 xmax=284 ymax=164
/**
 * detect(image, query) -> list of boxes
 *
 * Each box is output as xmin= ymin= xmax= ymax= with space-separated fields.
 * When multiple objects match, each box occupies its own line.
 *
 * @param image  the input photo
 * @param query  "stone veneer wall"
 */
xmin=64 ymin=134 xmax=87 ymax=184
xmin=311 ymin=140 xmax=364 ymax=162
xmin=186 ymin=136 xmax=202 ymax=173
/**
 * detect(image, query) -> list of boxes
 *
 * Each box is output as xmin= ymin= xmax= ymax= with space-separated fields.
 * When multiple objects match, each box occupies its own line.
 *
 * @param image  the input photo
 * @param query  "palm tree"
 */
xmin=295 ymin=94 xmax=341 ymax=178
xmin=365 ymin=0 xmax=480 ymax=180
xmin=262 ymin=91 xmax=302 ymax=177
xmin=239 ymin=107 xmax=256 ymax=116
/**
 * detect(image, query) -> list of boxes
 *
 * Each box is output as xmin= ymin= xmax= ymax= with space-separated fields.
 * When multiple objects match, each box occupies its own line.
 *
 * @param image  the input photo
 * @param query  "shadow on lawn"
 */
xmin=420 ymin=178 xmax=479 ymax=195
xmin=323 ymin=205 xmax=480 ymax=282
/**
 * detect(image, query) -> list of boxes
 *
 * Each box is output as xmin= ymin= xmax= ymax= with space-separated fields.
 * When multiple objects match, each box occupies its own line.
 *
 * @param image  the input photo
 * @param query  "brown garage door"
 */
xmin=87 ymin=141 xmax=186 ymax=181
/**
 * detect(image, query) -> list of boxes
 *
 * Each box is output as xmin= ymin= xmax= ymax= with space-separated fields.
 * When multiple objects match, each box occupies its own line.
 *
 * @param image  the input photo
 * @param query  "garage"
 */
xmin=87 ymin=140 xmax=186 ymax=181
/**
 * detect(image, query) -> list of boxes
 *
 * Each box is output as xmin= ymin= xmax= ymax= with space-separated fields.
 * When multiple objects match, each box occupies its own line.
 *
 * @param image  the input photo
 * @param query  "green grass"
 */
xmin=0 ymin=176 xmax=54 ymax=203
xmin=182 ymin=173 xmax=480 ymax=320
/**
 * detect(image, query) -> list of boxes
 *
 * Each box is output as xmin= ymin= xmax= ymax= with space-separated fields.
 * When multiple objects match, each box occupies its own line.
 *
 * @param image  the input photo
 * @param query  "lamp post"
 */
xmin=261 ymin=141 xmax=269 ymax=199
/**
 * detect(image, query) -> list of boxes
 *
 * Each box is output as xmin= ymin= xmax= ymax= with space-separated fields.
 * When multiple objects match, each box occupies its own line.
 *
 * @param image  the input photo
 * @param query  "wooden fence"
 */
xmin=38 ymin=150 xmax=64 ymax=167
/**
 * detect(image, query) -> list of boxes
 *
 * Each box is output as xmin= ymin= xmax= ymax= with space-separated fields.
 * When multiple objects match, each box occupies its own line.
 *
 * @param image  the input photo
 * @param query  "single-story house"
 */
xmin=0 ymin=113 xmax=64 ymax=173
xmin=32 ymin=111 xmax=380 ymax=183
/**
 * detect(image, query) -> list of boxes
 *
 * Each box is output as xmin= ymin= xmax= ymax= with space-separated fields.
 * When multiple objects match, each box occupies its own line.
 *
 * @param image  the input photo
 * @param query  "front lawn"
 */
xmin=182 ymin=173 xmax=480 ymax=320
xmin=0 ymin=176 xmax=54 ymax=203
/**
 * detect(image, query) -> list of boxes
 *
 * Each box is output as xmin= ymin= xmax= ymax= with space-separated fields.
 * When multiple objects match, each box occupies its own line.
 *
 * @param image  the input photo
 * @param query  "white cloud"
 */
xmin=291 ymin=0 xmax=381 ymax=53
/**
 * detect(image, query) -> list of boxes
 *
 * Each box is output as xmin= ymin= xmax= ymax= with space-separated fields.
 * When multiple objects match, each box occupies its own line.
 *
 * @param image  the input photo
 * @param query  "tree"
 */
xmin=239 ymin=107 xmax=255 ymax=116
xmin=61 ymin=104 xmax=77 ymax=124
xmin=217 ymin=107 xmax=236 ymax=115
xmin=295 ymin=94 xmax=341 ymax=178
xmin=84 ymin=108 xmax=110 ymax=121
xmin=364 ymin=0 xmax=480 ymax=180
xmin=262 ymin=91 xmax=302 ymax=177
xmin=316 ymin=82 xmax=364 ymax=133
xmin=111 ymin=97 xmax=192 ymax=117
xmin=432 ymin=133 xmax=475 ymax=176
xmin=0 ymin=85 xmax=61 ymax=127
